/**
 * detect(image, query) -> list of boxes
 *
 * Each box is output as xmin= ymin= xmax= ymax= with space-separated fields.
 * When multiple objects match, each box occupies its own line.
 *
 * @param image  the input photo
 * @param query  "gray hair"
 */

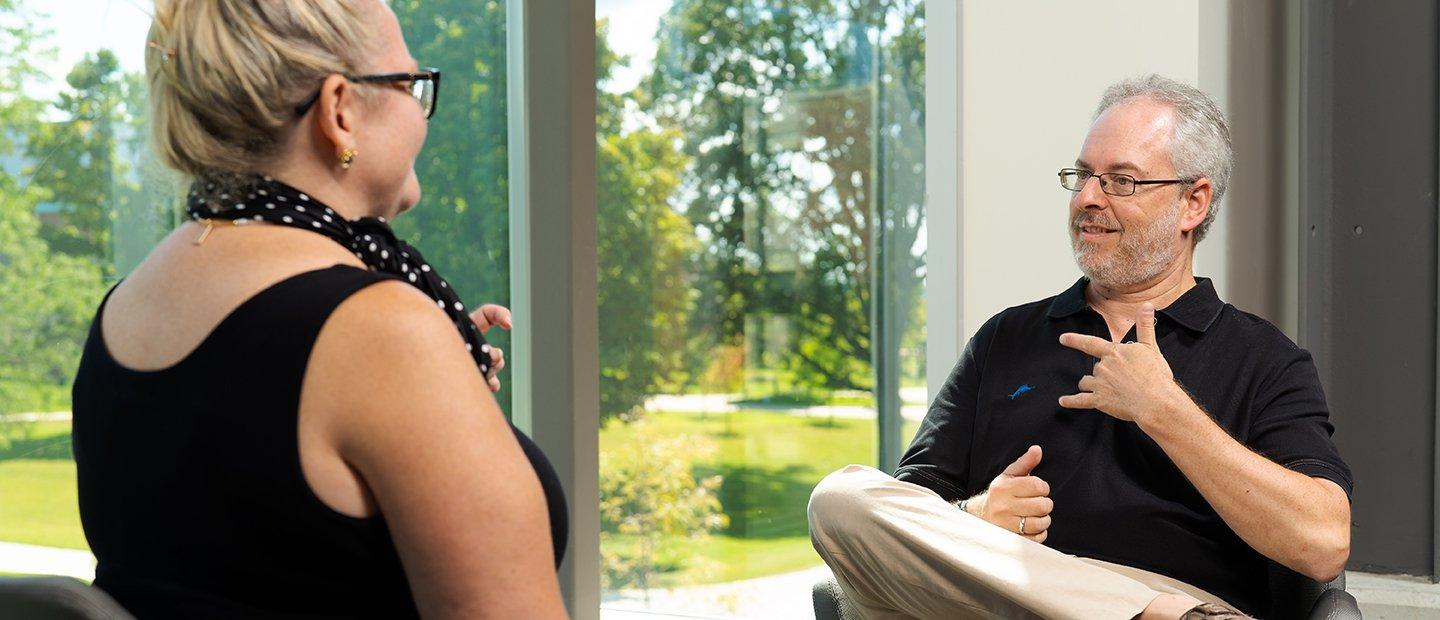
xmin=1094 ymin=75 xmax=1233 ymax=244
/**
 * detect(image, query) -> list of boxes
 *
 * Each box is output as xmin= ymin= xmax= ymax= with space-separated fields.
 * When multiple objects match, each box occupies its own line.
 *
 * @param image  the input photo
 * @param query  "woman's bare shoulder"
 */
xmin=304 ymin=273 xmax=485 ymax=426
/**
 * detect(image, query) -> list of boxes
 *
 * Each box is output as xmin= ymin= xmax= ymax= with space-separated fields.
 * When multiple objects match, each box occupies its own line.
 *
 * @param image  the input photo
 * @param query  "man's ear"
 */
xmin=312 ymin=74 xmax=359 ymax=159
xmin=1179 ymin=177 xmax=1213 ymax=237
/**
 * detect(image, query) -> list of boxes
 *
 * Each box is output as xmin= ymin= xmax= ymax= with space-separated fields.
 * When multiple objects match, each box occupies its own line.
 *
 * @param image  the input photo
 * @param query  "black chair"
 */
xmin=0 ymin=576 xmax=134 ymax=620
xmin=813 ymin=563 xmax=1362 ymax=620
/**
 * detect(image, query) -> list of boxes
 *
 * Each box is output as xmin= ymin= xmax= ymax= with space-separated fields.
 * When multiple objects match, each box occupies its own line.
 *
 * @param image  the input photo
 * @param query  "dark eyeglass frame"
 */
xmin=294 ymin=68 xmax=442 ymax=119
xmin=1057 ymin=167 xmax=1192 ymax=197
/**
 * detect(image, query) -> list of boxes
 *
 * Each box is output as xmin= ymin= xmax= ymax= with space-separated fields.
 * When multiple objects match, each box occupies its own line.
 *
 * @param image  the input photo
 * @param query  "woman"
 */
xmin=69 ymin=1 xmax=568 ymax=617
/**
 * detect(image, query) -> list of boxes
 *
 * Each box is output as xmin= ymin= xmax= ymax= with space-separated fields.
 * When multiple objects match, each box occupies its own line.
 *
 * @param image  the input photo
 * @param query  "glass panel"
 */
xmin=389 ymin=0 xmax=513 ymax=415
xmin=0 ymin=0 xmax=509 ymax=577
xmin=596 ymin=1 xmax=926 ymax=616
xmin=0 ymin=1 xmax=157 ymax=577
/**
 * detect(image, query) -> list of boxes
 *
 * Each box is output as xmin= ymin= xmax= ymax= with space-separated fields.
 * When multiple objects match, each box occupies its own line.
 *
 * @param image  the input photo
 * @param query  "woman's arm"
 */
xmin=319 ymin=281 xmax=567 ymax=619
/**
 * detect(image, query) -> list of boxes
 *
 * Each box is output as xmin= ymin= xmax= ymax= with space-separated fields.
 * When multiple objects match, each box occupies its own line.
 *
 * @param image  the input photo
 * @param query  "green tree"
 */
xmin=597 ymin=20 xmax=700 ymax=421
xmin=24 ymin=49 xmax=146 ymax=273
xmin=595 ymin=19 xmax=724 ymax=596
xmin=599 ymin=418 xmax=726 ymax=595
xmin=0 ymin=0 xmax=108 ymax=415
xmin=389 ymin=0 xmax=515 ymax=412
xmin=645 ymin=0 xmax=927 ymax=394
xmin=0 ymin=165 xmax=105 ymax=416
xmin=646 ymin=0 xmax=830 ymax=352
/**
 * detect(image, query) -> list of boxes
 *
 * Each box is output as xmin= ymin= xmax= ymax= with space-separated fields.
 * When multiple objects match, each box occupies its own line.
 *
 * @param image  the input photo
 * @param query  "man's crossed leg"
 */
xmin=808 ymin=465 xmax=1240 ymax=620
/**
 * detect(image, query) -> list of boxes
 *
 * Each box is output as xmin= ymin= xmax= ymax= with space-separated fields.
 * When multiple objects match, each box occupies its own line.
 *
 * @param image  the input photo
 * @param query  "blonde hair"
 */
xmin=146 ymin=0 xmax=373 ymax=182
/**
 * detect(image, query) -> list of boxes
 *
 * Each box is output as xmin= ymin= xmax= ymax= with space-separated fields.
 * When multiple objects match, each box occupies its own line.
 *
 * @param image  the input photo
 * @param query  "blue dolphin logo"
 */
xmin=1008 ymin=384 xmax=1033 ymax=400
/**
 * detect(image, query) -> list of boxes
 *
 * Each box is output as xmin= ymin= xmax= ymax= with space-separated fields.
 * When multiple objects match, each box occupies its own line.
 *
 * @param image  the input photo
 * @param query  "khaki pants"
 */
xmin=808 ymin=465 xmax=1234 ymax=620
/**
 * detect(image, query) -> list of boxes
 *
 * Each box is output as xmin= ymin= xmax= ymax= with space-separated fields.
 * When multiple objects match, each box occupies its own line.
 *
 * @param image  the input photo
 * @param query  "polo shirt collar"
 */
xmin=1046 ymin=276 xmax=1225 ymax=333
xmin=1045 ymin=277 xmax=1090 ymax=319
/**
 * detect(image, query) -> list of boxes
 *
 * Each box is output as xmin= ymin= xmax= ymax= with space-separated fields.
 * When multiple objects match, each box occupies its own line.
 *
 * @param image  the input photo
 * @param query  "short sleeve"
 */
xmin=893 ymin=314 xmax=999 ymax=502
xmin=1247 ymin=347 xmax=1354 ymax=499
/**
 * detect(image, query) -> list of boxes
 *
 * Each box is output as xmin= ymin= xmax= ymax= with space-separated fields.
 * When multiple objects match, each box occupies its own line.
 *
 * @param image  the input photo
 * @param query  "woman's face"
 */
xmin=352 ymin=1 xmax=427 ymax=218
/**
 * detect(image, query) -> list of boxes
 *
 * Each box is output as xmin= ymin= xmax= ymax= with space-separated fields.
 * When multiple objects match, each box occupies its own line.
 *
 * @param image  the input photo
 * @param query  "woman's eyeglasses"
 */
xmin=295 ymin=68 xmax=441 ymax=120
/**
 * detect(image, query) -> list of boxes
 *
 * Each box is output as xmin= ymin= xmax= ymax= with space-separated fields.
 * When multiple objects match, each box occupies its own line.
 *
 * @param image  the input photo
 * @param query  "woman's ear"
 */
xmin=313 ymin=73 xmax=360 ymax=160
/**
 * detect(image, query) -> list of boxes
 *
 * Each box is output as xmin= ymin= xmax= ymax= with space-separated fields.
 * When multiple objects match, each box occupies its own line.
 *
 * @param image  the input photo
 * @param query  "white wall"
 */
xmin=935 ymin=0 xmax=1288 ymax=346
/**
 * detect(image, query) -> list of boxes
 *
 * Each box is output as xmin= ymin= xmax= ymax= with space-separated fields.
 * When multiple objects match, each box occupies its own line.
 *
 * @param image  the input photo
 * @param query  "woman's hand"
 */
xmin=469 ymin=304 xmax=511 ymax=392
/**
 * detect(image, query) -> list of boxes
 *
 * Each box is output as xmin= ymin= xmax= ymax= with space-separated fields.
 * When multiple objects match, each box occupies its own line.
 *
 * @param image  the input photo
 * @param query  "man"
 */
xmin=808 ymin=75 xmax=1351 ymax=620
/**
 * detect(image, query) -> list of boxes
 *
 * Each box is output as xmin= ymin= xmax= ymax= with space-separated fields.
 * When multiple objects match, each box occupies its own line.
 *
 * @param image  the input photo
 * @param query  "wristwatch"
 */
xmin=955 ymin=498 xmax=969 ymax=514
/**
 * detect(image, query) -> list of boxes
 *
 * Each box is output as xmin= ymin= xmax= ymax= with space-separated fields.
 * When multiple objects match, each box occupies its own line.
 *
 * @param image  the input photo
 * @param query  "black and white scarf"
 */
xmin=186 ymin=176 xmax=494 ymax=377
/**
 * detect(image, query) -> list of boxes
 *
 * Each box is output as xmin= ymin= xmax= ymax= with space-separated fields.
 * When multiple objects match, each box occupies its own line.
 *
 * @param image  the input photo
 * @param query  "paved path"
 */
xmin=602 ymin=565 xmax=831 ymax=620
xmin=645 ymin=390 xmax=930 ymax=421
xmin=0 ymin=411 xmax=72 ymax=422
xmin=0 ymin=542 xmax=94 ymax=580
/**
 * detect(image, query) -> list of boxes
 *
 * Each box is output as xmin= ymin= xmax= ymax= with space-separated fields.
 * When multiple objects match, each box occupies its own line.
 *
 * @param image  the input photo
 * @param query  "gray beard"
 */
xmin=1071 ymin=201 xmax=1184 ymax=289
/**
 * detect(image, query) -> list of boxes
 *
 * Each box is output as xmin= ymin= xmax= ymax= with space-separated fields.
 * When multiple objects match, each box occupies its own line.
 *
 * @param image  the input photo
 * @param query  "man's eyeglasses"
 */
xmin=295 ymin=68 xmax=441 ymax=120
xmin=1057 ymin=168 xmax=1191 ymax=197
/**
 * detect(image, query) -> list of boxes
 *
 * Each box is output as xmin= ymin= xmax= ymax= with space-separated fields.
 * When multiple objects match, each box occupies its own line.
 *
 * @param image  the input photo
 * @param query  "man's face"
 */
xmin=1069 ymin=98 xmax=1191 ymax=289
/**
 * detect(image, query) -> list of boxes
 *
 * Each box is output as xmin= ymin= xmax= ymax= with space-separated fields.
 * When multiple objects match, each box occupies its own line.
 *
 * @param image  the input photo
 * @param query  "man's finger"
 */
xmin=1059 ymin=333 xmax=1114 ymax=357
xmin=1002 ymin=445 xmax=1043 ymax=477
xmin=1016 ymin=496 xmax=1054 ymax=516
xmin=1136 ymin=302 xmax=1157 ymax=345
xmin=1020 ymin=514 xmax=1052 ymax=533
xmin=1058 ymin=393 xmax=1097 ymax=410
xmin=1011 ymin=475 xmax=1051 ymax=498
xmin=1022 ymin=530 xmax=1049 ymax=544
xmin=1077 ymin=374 xmax=1097 ymax=392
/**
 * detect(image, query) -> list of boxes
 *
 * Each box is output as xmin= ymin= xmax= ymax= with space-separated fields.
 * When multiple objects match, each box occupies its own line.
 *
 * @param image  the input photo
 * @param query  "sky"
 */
xmin=596 ymin=0 xmax=669 ymax=93
xmin=30 ymin=0 xmax=151 ymax=79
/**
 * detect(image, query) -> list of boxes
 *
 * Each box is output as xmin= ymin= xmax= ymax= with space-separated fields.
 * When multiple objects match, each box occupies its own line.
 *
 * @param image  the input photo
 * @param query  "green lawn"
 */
xmin=0 ymin=421 xmax=87 ymax=550
xmin=599 ymin=410 xmax=920 ymax=587
xmin=0 ymin=410 xmax=923 ymax=587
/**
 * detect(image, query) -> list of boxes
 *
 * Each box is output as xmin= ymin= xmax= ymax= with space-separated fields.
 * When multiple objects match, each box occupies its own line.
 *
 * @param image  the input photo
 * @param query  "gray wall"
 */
xmin=1299 ymin=0 xmax=1439 ymax=577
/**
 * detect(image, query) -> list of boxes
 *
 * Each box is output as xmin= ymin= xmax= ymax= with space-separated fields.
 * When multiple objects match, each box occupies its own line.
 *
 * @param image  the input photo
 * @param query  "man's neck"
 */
xmin=1084 ymin=255 xmax=1196 ymax=341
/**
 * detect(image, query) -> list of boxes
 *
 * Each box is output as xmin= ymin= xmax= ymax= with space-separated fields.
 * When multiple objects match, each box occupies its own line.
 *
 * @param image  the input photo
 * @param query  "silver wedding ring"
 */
xmin=1019 ymin=516 xmax=1027 ymax=535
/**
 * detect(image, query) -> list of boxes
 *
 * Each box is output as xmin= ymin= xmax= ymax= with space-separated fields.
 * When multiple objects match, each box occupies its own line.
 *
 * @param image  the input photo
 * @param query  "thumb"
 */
xmin=1136 ymin=303 xmax=1157 ymax=345
xmin=1002 ymin=445 xmax=1042 ymax=477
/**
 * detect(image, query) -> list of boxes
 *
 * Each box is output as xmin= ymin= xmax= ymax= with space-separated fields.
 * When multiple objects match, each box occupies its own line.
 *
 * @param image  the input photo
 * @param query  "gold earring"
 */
xmin=339 ymin=147 xmax=358 ymax=169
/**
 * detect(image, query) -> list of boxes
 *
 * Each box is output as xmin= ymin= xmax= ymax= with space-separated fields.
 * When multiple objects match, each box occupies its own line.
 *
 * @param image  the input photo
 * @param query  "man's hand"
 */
xmin=968 ymin=445 xmax=1053 ymax=543
xmin=1057 ymin=303 xmax=1185 ymax=424
xmin=469 ymin=304 xmax=511 ymax=393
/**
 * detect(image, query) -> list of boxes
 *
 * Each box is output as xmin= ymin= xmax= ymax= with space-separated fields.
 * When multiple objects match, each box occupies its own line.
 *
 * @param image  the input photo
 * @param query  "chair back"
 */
xmin=1267 ymin=561 xmax=1345 ymax=620
xmin=0 ymin=576 xmax=134 ymax=620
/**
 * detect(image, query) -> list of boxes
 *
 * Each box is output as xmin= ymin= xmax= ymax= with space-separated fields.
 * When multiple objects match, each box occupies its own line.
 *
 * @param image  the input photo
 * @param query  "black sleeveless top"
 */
xmin=71 ymin=265 xmax=568 ymax=618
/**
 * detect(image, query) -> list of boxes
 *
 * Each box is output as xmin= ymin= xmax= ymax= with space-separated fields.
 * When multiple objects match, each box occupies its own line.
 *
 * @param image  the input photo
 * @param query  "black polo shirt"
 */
xmin=896 ymin=276 xmax=1351 ymax=616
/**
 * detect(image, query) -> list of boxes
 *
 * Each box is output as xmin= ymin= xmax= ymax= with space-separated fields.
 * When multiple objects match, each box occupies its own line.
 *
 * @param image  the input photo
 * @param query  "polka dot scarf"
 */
xmin=185 ymin=176 xmax=494 ymax=377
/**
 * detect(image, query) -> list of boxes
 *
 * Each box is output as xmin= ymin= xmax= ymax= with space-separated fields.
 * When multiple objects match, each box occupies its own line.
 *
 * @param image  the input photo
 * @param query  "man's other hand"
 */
xmin=969 ymin=445 xmax=1053 ymax=543
xmin=1058 ymin=303 xmax=1185 ymax=424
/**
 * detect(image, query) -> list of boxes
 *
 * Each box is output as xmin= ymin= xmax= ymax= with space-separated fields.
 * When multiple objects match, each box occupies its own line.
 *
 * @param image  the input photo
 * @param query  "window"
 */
xmin=595 ymin=1 xmax=926 ymax=616
xmin=0 ymin=1 xmax=154 ymax=576
xmin=0 ymin=0 xmax=511 ymax=577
